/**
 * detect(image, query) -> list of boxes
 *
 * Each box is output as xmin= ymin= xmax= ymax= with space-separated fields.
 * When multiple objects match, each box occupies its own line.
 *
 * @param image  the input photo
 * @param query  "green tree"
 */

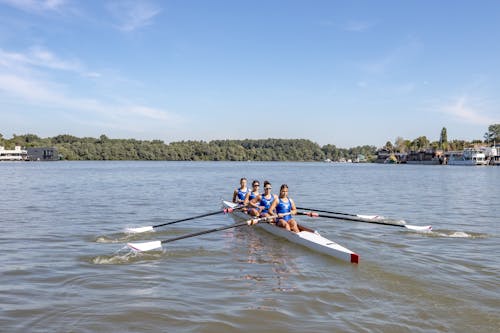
xmin=484 ymin=124 xmax=500 ymax=143
xmin=394 ymin=137 xmax=407 ymax=152
xmin=440 ymin=127 xmax=448 ymax=150
xmin=411 ymin=136 xmax=430 ymax=150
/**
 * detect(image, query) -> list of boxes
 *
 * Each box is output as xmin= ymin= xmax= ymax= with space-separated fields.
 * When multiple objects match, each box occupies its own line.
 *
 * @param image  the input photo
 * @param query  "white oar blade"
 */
xmin=125 ymin=226 xmax=154 ymax=233
xmin=405 ymin=224 xmax=432 ymax=232
xmin=127 ymin=240 xmax=162 ymax=252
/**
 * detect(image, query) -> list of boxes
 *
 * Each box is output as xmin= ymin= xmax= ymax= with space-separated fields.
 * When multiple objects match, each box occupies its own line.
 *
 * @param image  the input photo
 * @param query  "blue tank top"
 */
xmin=276 ymin=197 xmax=292 ymax=221
xmin=249 ymin=191 xmax=258 ymax=201
xmin=259 ymin=194 xmax=275 ymax=213
xmin=237 ymin=188 xmax=248 ymax=202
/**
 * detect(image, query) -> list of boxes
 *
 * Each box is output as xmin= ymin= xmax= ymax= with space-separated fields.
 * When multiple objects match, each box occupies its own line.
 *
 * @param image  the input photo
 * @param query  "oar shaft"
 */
xmin=160 ymin=221 xmax=249 ymax=244
xmin=296 ymin=206 xmax=356 ymax=217
xmin=153 ymin=206 xmax=243 ymax=229
xmin=298 ymin=211 xmax=405 ymax=227
xmin=128 ymin=215 xmax=278 ymax=252
xmin=154 ymin=210 xmax=222 ymax=228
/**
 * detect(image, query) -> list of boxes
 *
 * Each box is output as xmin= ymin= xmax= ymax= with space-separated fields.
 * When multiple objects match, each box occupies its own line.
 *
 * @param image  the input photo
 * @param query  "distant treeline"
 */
xmin=0 ymin=133 xmax=377 ymax=161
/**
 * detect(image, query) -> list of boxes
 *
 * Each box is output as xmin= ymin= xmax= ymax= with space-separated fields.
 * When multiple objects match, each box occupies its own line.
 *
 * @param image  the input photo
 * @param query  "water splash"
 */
xmin=425 ymin=230 xmax=489 ymax=239
xmin=90 ymin=246 xmax=164 ymax=265
xmin=94 ymin=235 xmax=123 ymax=243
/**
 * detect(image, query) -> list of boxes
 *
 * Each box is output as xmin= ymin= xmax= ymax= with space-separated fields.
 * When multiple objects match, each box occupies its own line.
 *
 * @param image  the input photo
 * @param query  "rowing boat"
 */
xmin=222 ymin=200 xmax=359 ymax=264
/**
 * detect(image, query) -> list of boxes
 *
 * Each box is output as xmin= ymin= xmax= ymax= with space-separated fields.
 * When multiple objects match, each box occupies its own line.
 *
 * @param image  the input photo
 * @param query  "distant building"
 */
xmin=0 ymin=146 xmax=28 ymax=161
xmin=406 ymin=149 xmax=443 ymax=165
xmin=375 ymin=149 xmax=406 ymax=164
xmin=355 ymin=154 xmax=367 ymax=163
xmin=27 ymin=147 xmax=59 ymax=161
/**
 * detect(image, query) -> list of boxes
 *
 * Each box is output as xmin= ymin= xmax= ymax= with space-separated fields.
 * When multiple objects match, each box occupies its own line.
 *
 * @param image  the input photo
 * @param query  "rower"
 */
xmin=268 ymin=184 xmax=300 ymax=233
xmin=249 ymin=180 xmax=277 ymax=218
xmin=232 ymin=177 xmax=249 ymax=205
xmin=245 ymin=180 xmax=261 ymax=216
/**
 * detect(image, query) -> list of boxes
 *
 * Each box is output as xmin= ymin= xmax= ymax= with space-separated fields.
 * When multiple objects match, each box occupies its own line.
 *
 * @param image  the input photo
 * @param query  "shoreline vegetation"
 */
xmin=0 ymin=125 xmax=498 ymax=161
xmin=1 ymin=134 xmax=374 ymax=161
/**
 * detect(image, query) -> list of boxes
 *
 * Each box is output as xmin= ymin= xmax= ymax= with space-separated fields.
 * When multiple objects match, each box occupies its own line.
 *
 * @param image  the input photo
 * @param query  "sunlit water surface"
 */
xmin=1 ymin=161 xmax=498 ymax=332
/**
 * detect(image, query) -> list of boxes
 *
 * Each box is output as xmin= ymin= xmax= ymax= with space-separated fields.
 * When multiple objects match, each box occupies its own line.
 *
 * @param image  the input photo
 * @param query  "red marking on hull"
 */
xmin=351 ymin=253 xmax=360 ymax=264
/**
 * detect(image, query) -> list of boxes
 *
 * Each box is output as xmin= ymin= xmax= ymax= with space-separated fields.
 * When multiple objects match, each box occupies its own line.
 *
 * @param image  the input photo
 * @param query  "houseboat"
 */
xmin=447 ymin=148 xmax=487 ymax=166
xmin=484 ymin=145 xmax=500 ymax=166
xmin=0 ymin=146 xmax=27 ymax=161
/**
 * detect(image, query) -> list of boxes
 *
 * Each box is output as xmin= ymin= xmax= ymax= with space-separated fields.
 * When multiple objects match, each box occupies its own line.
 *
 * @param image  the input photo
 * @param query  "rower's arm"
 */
xmin=290 ymin=199 xmax=297 ymax=215
xmin=232 ymin=189 xmax=238 ymax=203
xmin=268 ymin=197 xmax=278 ymax=216
xmin=243 ymin=192 xmax=251 ymax=206
xmin=249 ymin=195 xmax=260 ymax=208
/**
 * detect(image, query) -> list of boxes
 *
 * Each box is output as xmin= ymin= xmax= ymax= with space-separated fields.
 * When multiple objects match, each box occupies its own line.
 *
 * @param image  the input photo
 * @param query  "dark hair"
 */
xmin=240 ymin=177 xmax=247 ymax=182
xmin=263 ymin=180 xmax=271 ymax=187
xmin=252 ymin=180 xmax=259 ymax=186
xmin=280 ymin=184 xmax=288 ymax=190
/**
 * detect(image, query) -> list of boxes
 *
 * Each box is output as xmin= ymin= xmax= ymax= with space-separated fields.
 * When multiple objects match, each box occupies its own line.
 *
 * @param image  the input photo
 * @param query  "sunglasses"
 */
xmin=264 ymin=187 xmax=272 ymax=190
xmin=253 ymin=184 xmax=260 ymax=186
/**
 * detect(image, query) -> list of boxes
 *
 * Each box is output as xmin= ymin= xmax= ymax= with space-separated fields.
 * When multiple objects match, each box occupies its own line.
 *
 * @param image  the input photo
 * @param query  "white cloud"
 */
xmin=0 ymin=74 xmax=65 ymax=102
xmin=0 ymin=47 xmax=92 ymax=75
xmin=106 ymin=1 xmax=161 ymax=32
xmin=440 ymin=96 xmax=497 ymax=125
xmin=0 ymin=73 xmax=181 ymax=124
xmin=0 ymin=0 xmax=67 ymax=13
xmin=343 ymin=20 xmax=374 ymax=32
xmin=124 ymin=106 xmax=176 ymax=121
xmin=0 ymin=46 xmax=182 ymax=130
xmin=83 ymin=72 xmax=102 ymax=78
xmin=357 ymin=39 xmax=423 ymax=75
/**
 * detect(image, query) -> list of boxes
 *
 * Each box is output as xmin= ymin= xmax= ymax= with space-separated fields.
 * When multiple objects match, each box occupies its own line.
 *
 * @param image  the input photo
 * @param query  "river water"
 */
xmin=0 ymin=161 xmax=498 ymax=332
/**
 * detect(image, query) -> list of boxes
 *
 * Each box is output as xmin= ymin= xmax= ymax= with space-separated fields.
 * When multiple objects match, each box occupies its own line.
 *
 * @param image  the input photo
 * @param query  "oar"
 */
xmin=296 ymin=206 xmax=389 ymax=221
xmin=127 ymin=215 xmax=276 ymax=252
xmin=126 ymin=206 xmax=244 ymax=233
xmin=298 ymin=211 xmax=432 ymax=231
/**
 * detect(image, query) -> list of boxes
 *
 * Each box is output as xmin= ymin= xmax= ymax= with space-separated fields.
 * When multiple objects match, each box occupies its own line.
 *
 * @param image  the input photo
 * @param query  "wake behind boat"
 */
xmin=222 ymin=200 xmax=359 ymax=264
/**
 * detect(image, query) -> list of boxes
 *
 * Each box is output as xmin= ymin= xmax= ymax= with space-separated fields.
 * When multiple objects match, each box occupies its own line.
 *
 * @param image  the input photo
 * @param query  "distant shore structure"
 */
xmin=0 ymin=146 xmax=59 ymax=161
xmin=26 ymin=147 xmax=60 ymax=161
xmin=374 ymin=145 xmax=499 ymax=166
xmin=0 ymin=146 xmax=27 ymax=161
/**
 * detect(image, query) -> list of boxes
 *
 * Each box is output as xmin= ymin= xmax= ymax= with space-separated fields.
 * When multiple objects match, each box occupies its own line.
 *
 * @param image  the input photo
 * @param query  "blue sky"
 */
xmin=0 ymin=0 xmax=499 ymax=147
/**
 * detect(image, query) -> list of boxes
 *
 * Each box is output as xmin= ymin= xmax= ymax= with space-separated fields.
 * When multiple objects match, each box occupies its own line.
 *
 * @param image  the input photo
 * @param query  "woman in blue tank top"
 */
xmin=232 ymin=178 xmax=248 ymax=204
xmin=268 ymin=184 xmax=300 ymax=233
xmin=245 ymin=180 xmax=261 ymax=216
xmin=249 ymin=180 xmax=277 ymax=217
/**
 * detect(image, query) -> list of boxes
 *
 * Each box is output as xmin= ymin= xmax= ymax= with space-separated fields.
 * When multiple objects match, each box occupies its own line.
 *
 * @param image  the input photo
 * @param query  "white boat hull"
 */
xmin=223 ymin=201 xmax=359 ymax=264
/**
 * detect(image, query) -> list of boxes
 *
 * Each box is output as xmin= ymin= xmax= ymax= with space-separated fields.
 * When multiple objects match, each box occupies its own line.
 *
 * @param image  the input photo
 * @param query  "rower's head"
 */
xmin=279 ymin=184 xmax=289 ymax=197
xmin=252 ymin=180 xmax=260 ymax=189
xmin=263 ymin=181 xmax=272 ymax=192
xmin=240 ymin=177 xmax=247 ymax=187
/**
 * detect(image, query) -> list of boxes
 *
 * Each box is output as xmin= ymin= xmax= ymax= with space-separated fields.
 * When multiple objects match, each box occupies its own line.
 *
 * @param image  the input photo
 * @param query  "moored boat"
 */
xmin=447 ymin=148 xmax=487 ymax=166
xmin=222 ymin=200 xmax=359 ymax=264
